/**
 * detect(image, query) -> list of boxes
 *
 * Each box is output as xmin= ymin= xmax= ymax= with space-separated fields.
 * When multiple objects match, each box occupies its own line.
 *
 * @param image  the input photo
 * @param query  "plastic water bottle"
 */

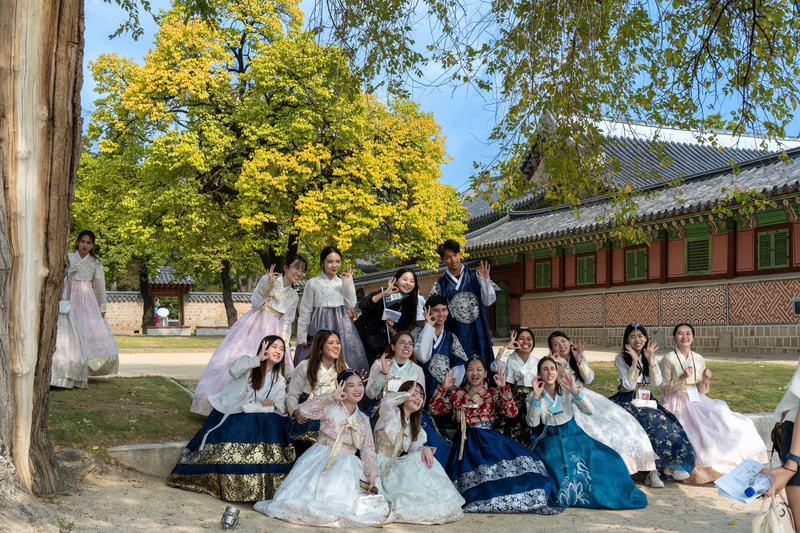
xmin=745 ymin=473 xmax=773 ymax=498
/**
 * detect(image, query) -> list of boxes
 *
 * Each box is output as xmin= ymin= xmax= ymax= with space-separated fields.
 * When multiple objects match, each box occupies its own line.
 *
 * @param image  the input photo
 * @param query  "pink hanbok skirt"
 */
xmin=661 ymin=389 xmax=767 ymax=484
xmin=191 ymin=307 xmax=291 ymax=415
xmin=51 ymin=280 xmax=118 ymax=388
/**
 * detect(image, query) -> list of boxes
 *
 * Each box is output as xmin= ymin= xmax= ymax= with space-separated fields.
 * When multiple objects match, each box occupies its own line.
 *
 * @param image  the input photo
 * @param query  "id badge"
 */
xmin=686 ymin=385 xmax=701 ymax=402
xmin=636 ymin=388 xmax=651 ymax=401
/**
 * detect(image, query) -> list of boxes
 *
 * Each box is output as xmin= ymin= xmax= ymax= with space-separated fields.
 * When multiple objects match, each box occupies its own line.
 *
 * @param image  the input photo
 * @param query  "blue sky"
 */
xmin=82 ymin=0 xmax=498 ymax=192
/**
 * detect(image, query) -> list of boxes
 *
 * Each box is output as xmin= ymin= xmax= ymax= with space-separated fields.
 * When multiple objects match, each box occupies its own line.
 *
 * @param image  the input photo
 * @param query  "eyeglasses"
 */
xmin=395 ymin=340 xmax=414 ymax=346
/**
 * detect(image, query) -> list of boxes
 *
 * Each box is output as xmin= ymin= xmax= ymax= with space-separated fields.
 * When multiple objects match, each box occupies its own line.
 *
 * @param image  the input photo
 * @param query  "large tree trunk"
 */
xmin=138 ymin=263 xmax=155 ymax=332
xmin=0 ymin=0 xmax=84 ymax=499
xmin=220 ymin=259 xmax=238 ymax=327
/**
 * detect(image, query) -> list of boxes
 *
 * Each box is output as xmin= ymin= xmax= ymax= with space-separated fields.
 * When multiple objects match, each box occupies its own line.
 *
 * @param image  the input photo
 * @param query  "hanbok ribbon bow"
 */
xmin=323 ymin=413 xmax=362 ymax=474
xmin=383 ymin=428 xmax=408 ymax=473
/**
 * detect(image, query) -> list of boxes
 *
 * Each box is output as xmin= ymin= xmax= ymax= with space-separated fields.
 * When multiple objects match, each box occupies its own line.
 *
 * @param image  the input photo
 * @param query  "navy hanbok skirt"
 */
xmin=167 ymin=410 xmax=295 ymax=501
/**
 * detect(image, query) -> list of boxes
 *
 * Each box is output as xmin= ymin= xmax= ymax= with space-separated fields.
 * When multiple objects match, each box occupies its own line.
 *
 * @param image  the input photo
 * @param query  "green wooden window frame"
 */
xmin=685 ymin=236 xmax=711 ymax=276
xmin=576 ymin=255 xmax=595 ymax=285
xmin=625 ymin=247 xmax=647 ymax=281
xmin=758 ymin=228 xmax=790 ymax=269
xmin=535 ymin=260 xmax=551 ymax=289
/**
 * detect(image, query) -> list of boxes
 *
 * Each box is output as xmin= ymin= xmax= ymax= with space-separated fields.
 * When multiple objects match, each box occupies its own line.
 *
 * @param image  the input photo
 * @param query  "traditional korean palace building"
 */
xmin=354 ymin=121 xmax=800 ymax=355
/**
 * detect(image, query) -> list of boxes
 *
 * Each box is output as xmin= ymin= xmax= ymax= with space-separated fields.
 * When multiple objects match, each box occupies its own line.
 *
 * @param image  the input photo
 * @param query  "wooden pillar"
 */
xmin=727 ymin=219 xmax=737 ymax=279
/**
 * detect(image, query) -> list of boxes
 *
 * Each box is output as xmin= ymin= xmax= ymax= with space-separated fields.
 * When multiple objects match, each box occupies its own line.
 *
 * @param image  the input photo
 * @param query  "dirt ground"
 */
xmin=45 ymin=464 xmax=761 ymax=533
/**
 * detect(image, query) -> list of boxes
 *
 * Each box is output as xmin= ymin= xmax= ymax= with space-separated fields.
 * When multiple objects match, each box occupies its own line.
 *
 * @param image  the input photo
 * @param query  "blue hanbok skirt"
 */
xmin=609 ymin=390 xmax=695 ymax=475
xmin=421 ymin=410 xmax=452 ymax=467
xmin=167 ymin=410 xmax=295 ymax=501
xmin=286 ymin=418 xmax=320 ymax=457
xmin=445 ymin=425 xmax=562 ymax=514
xmin=534 ymin=418 xmax=648 ymax=509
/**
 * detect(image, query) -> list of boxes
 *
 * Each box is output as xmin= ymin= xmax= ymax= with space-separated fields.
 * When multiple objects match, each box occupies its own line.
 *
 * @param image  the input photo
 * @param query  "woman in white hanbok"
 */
xmin=374 ymin=381 xmax=463 ymax=524
xmin=191 ymin=256 xmax=306 ymax=415
xmin=255 ymin=372 xmax=393 ymax=527
xmin=51 ymin=230 xmax=118 ymax=388
xmin=547 ymin=331 xmax=657 ymax=475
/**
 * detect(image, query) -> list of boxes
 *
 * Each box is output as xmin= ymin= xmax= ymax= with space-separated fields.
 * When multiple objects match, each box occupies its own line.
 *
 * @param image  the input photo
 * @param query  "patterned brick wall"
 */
xmin=558 ymin=295 xmax=603 ymax=327
xmin=520 ymin=298 xmax=558 ymax=328
xmin=729 ymin=279 xmax=800 ymax=324
xmin=605 ymin=290 xmax=659 ymax=327
xmin=660 ymin=284 xmax=727 ymax=325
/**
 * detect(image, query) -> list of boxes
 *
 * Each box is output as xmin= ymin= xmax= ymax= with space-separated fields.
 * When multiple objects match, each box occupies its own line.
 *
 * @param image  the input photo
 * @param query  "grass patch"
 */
xmin=49 ymin=377 xmax=205 ymax=453
xmin=590 ymin=361 xmax=795 ymax=413
xmin=115 ymin=335 xmax=225 ymax=350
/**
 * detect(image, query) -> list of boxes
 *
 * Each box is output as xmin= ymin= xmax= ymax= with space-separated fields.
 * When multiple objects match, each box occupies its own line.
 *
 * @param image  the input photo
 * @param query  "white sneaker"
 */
xmin=645 ymin=471 xmax=665 ymax=488
xmin=663 ymin=467 xmax=690 ymax=481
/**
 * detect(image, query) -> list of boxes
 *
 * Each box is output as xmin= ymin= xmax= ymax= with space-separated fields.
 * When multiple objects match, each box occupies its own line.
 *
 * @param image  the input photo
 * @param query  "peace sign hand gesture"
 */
xmin=332 ymin=380 xmax=347 ymax=401
xmin=267 ymin=263 xmax=280 ymax=283
xmin=339 ymin=265 xmax=354 ymax=279
xmin=476 ymin=260 xmax=491 ymax=279
xmin=422 ymin=306 xmax=436 ymax=327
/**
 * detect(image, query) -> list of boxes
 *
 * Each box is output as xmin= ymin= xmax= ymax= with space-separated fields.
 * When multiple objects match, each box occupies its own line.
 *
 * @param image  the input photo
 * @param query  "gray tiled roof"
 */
xmin=150 ymin=266 xmax=193 ymax=285
xmin=464 ymin=135 xmax=766 ymax=226
xmin=186 ymin=292 xmax=252 ymax=303
xmin=107 ymin=291 xmax=143 ymax=302
xmin=465 ymin=148 xmax=800 ymax=251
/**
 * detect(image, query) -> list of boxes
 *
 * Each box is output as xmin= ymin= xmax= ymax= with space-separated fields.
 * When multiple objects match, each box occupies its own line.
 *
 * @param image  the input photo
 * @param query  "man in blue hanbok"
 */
xmin=428 ymin=239 xmax=499 ymax=366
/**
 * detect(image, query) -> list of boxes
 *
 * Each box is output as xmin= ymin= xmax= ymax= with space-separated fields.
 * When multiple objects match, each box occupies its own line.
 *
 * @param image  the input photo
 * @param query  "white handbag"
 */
xmin=752 ymin=493 xmax=796 ymax=533
xmin=58 ymin=300 xmax=71 ymax=314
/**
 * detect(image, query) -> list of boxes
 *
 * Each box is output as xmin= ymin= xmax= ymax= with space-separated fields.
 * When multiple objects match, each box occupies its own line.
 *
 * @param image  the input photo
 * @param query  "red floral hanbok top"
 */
xmin=428 ymin=383 xmax=517 ymax=425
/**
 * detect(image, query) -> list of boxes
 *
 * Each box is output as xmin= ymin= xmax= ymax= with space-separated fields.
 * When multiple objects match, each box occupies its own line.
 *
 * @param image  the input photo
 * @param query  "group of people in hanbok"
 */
xmin=64 ymin=232 xmax=771 ymax=526
xmin=50 ymin=230 xmax=119 ymax=389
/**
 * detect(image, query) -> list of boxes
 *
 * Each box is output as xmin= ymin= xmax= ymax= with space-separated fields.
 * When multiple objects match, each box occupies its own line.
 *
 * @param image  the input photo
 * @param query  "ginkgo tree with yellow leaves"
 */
xmin=78 ymin=0 xmax=466 ymax=324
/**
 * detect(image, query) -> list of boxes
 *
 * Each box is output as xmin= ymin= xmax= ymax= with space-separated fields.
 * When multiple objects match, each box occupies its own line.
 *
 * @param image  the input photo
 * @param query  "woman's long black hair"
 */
xmin=250 ymin=335 xmax=286 ymax=391
xmin=547 ymin=330 xmax=585 ymax=383
xmin=391 ymin=267 xmax=419 ymax=332
xmin=621 ymin=323 xmax=651 ymax=377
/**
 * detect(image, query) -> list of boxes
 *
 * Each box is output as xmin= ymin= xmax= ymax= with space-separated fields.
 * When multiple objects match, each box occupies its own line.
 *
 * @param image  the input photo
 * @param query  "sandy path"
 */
xmin=52 ymin=465 xmax=758 ymax=533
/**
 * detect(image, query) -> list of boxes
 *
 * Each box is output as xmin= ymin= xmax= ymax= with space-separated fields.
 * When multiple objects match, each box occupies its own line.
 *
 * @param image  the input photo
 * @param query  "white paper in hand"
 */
xmin=714 ymin=459 xmax=770 ymax=504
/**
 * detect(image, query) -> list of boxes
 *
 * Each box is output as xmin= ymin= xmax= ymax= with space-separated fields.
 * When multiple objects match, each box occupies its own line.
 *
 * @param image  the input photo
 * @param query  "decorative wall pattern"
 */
xmin=558 ymin=295 xmax=604 ymax=327
xmin=660 ymin=285 xmax=727 ymax=325
xmin=605 ymin=290 xmax=659 ymax=327
xmin=520 ymin=298 xmax=558 ymax=328
xmin=729 ymin=280 xmax=800 ymax=324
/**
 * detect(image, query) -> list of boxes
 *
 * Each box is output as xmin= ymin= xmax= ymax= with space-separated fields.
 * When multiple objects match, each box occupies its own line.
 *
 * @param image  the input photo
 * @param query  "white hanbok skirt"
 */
xmin=573 ymin=388 xmax=658 ymax=474
xmin=254 ymin=443 xmax=392 ymax=527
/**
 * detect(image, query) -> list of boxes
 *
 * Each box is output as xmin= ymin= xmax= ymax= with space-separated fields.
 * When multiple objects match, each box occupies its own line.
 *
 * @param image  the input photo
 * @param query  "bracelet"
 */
xmin=380 ymin=371 xmax=388 ymax=376
xmin=782 ymin=465 xmax=798 ymax=473
xmin=787 ymin=452 xmax=800 ymax=465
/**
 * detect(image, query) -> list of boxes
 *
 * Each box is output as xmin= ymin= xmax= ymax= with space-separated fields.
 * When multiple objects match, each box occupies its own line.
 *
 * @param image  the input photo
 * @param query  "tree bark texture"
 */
xmin=0 ymin=0 xmax=84 ymax=495
xmin=138 ymin=262 xmax=155 ymax=332
xmin=220 ymin=259 xmax=238 ymax=327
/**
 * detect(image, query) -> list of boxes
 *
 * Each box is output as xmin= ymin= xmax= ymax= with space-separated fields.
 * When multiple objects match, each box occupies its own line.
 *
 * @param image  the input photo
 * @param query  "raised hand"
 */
xmin=552 ymin=353 xmax=567 ymax=367
xmin=624 ymin=343 xmax=638 ymax=360
xmin=257 ymin=339 xmax=269 ymax=361
xmin=444 ymin=368 xmax=456 ymax=390
xmin=682 ymin=366 xmax=694 ymax=381
xmin=559 ymin=373 xmax=579 ymax=396
xmin=379 ymin=353 xmax=393 ymax=375
xmin=702 ymin=367 xmax=712 ymax=383
xmin=505 ymin=330 xmax=520 ymax=351
xmin=260 ymin=398 xmax=275 ymax=408
xmin=267 ymin=263 xmax=281 ymax=283
xmin=383 ymin=277 xmax=399 ymax=295
xmin=421 ymin=447 xmax=435 ymax=469
xmin=339 ymin=265 xmax=354 ymax=279
xmin=643 ymin=341 xmax=658 ymax=362
xmin=332 ymin=379 xmax=347 ymax=401
xmin=493 ymin=367 xmax=507 ymax=388
xmin=572 ymin=339 xmax=586 ymax=360
xmin=532 ymin=378 xmax=545 ymax=399
xmin=360 ymin=369 xmax=369 ymax=383
xmin=476 ymin=260 xmax=491 ymax=279
xmin=422 ymin=307 xmax=436 ymax=327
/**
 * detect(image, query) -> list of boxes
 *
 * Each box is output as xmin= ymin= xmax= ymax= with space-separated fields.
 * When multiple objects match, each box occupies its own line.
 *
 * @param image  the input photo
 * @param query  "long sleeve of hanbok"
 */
xmin=228 ymin=355 xmax=261 ymax=378
xmin=413 ymin=323 xmax=435 ymax=364
xmin=494 ymin=384 xmax=518 ymax=418
xmin=285 ymin=363 xmax=307 ymax=416
xmin=342 ymin=277 xmax=357 ymax=310
xmin=366 ymin=360 xmax=387 ymax=399
xmin=296 ymin=279 xmax=315 ymax=343
xmin=92 ymin=260 xmax=108 ymax=313
xmin=477 ymin=274 xmax=498 ymax=307
xmin=278 ymin=299 xmax=297 ymax=347
xmin=268 ymin=378 xmax=287 ymax=415
xmin=250 ymin=275 xmax=274 ymax=309
xmin=298 ymin=391 xmax=334 ymax=421
xmin=490 ymin=347 xmax=513 ymax=373
xmin=428 ymin=385 xmax=454 ymax=416
xmin=617 ymin=354 xmax=663 ymax=389
xmin=359 ymin=425 xmax=380 ymax=478
xmin=659 ymin=356 xmax=685 ymax=396
xmin=577 ymin=354 xmax=595 ymax=384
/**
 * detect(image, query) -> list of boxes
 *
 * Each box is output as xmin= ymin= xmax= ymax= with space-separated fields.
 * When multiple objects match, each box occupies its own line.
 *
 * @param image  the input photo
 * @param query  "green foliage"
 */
xmin=78 ymin=0 xmax=465 ymax=282
xmin=306 ymin=0 xmax=800 ymax=222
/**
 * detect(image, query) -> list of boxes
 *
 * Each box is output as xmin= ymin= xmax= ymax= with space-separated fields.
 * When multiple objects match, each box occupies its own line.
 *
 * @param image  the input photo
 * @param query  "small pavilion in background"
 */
xmin=149 ymin=267 xmax=193 ymax=326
